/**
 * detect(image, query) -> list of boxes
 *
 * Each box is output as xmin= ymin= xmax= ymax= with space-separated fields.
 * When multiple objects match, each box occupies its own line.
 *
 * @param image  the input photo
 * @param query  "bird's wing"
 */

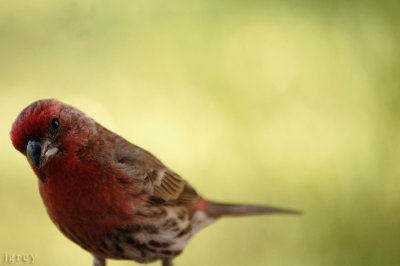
xmin=149 ymin=170 xmax=200 ymax=205
xmin=114 ymin=138 xmax=200 ymax=205
xmin=149 ymin=169 xmax=186 ymax=202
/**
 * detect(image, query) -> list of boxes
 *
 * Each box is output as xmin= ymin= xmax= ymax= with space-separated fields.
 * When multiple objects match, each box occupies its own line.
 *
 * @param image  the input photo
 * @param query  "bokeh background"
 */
xmin=1 ymin=0 xmax=400 ymax=265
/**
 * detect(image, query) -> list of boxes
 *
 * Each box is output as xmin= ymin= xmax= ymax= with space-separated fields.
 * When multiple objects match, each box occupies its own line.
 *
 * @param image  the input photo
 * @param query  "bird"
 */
xmin=10 ymin=99 xmax=299 ymax=266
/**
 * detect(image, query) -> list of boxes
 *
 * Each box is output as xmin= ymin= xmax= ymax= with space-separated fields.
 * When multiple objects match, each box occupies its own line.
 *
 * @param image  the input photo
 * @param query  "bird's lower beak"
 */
xmin=26 ymin=139 xmax=59 ymax=169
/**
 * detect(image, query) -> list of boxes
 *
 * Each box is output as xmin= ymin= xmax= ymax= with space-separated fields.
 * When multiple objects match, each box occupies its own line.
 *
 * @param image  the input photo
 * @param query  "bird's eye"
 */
xmin=50 ymin=117 xmax=60 ymax=129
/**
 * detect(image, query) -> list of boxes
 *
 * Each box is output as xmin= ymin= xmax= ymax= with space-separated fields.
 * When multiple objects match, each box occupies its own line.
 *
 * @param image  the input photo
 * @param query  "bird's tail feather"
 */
xmin=206 ymin=201 xmax=301 ymax=218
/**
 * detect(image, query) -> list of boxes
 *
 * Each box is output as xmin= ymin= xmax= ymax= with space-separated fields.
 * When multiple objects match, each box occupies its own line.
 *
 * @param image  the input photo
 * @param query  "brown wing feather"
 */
xmin=152 ymin=170 xmax=185 ymax=201
xmin=113 ymin=136 xmax=200 ymax=205
xmin=151 ymin=170 xmax=200 ymax=204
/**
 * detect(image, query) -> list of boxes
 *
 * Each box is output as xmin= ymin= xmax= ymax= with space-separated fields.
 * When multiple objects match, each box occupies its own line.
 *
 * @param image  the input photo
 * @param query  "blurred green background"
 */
xmin=1 ymin=0 xmax=400 ymax=265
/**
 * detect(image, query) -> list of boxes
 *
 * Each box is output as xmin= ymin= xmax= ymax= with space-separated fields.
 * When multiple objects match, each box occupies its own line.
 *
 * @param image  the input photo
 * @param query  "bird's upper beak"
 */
xmin=26 ymin=139 xmax=59 ymax=169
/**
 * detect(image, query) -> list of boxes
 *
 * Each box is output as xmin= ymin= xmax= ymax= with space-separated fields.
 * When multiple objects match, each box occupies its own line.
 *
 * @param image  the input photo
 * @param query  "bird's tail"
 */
xmin=193 ymin=199 xmax=301 ymax=218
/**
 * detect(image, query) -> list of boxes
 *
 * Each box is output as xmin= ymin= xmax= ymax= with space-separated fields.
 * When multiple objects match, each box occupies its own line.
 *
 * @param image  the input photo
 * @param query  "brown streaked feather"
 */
xmin=150 ymin=172 xmax=200 ymax=205
xmin=152 ymin=170 xmax=185 ymax=202
xmin=114 ymin=137 xmax=200 ymax=205
xmin=172 ymin=184 xmax=200 ymax=205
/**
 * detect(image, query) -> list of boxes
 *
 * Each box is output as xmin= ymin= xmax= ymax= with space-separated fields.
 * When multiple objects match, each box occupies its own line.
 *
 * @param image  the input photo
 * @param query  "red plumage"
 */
xmin=10 ymin=99 xmax=298 ymax=266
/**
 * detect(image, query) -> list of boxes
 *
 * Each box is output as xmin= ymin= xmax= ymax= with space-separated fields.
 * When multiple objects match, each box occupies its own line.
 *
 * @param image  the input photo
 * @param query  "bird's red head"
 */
xmin=10 ymin=99 xmax=97 ymax=169
xmin=11 ymin=99 xmax=63 ymax=153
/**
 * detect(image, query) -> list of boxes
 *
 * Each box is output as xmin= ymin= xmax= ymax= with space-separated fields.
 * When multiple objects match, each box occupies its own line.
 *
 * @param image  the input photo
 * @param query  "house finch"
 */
xmin=10 ymin=99 xmax=298 ymax=266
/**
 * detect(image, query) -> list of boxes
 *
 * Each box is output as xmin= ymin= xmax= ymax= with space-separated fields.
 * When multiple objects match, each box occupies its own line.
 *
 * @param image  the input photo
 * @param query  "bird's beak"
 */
xmin=26 ymin=139 xmax=59 ymax=169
